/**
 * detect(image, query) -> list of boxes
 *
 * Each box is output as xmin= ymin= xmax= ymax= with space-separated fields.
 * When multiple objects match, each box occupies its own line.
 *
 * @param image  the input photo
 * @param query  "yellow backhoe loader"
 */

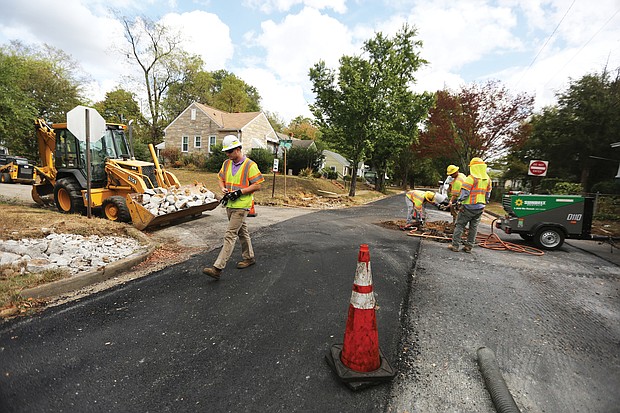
xmin=32 ymin=118 xmax=218 ymax=230
xmin=0 ymin=154 xmax=36 ymax=184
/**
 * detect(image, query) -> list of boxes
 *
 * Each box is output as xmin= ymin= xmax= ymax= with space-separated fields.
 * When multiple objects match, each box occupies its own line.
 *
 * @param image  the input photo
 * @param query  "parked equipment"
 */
xmin=0 ymin=154 xmax=36 ymax=184
xmin=32 ymin=118 xmax=218 ymax=230
xmin=496 ymin=194 xmax=595 ymax=250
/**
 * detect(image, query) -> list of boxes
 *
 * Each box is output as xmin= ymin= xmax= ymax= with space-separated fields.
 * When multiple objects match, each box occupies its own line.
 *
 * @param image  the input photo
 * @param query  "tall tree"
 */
xmin=162 ymin=55 xmax=214 ymax=120
xmin=284 ymin=116 xmax=320 ymax=140
xmin=310 ymin=24 xmax=432 ymax=195
xmin=418 ymin=81 xmax=534 ymax=171
xmin=120 ymin=15 xmax=186 ymax=145
xmin=93 ymin=88 xmax=142 ymax=124
xmin=523 ymin=68 xmax=620 ymax=191
xmin=211 ymin=72 xmax=261 ymax=113
xmin=0 ymin=42 xmax=83 ymax=158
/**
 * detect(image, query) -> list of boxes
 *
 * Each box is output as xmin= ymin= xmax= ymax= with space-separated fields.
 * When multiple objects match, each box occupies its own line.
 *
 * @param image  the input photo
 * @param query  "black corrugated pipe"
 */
xmin=477 ymin=346 xmax=521 ymax=413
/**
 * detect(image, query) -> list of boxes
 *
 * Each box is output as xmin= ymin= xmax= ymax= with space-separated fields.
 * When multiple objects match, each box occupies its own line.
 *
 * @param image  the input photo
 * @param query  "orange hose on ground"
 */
xmin=476 ymin=232 xmax=545 ymax=256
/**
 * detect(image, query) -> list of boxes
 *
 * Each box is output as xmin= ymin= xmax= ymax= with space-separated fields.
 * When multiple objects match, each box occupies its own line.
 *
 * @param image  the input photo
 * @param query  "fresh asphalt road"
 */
xmin=0 ymin=196 xmax=415 ymax=412
xmin=1 ymin=194 xmax=619 ymax=412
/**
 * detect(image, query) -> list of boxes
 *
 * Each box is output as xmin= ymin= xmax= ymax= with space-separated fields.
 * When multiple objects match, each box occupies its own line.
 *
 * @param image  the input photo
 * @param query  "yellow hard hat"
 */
xmin=446 ymin=164 xmax=459 ymax=175
xmin=424 ymin=191 xmax=435 ymax=202
xmin=222 ymin=135 xmax=242 ymax=152
xmin=469 ymin=157 xmax=485 ymax=167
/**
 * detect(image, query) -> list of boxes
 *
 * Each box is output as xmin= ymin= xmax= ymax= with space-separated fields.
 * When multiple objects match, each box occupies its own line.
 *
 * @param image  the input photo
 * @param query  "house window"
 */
xmin=194 ymin=136 xmax=201 ymax=148
xmin=190 ymin=108 xmax=196 ymax=121
xmin=182 ymin=136 xmax=189 ymax=152
xmin=209 ymin=135 xmax=216 ymax=153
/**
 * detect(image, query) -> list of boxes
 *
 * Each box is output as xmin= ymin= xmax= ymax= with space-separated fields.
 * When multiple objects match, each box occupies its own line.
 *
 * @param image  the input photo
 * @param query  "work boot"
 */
xmin=203 ymin=267 xmax=222 ymax=280
xmin=236 ymin=258 xmax=256 ymax=269
xmin=462 ymin=245 xmax=472 ymax=253
xmin=447 ymin=244 xmax=459 ymax=252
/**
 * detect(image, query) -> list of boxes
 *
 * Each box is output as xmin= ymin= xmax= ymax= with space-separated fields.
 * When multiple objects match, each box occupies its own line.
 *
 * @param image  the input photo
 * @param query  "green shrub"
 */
xmin=553 ymin=182 xmax=583 ymax=195
xmin=205 ymin=144 xmax=226 ymax=172
xmin=249 ymin=148 xmax=275 ymax=174
xmin=591 ymin=180 xmax=620 ymax=195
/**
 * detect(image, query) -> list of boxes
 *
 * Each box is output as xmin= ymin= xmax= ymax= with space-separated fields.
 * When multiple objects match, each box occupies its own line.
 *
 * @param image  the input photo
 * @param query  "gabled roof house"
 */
xmin=163 ymin=102 xmax=279 ymax=155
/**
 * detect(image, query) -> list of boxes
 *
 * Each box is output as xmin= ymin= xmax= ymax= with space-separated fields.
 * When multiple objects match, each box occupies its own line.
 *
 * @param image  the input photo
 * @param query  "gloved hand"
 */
xmin=228 ymin=189 xmax=243 ymax=201
xmin=219 ymin=193 xmax=230 ymax=206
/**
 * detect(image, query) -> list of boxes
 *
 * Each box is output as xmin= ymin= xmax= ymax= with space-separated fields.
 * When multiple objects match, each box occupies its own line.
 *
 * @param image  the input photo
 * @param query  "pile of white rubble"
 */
xmin=139 ymin=186 xmax=218 ymax=216
xmin=0 ymin=232 xmax=145 ymax=276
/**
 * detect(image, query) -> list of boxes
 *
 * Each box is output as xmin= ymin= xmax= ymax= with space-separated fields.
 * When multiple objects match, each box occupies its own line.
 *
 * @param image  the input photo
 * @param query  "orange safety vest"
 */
xmin=218 ymin=158 xmax=264 ymax=208
xmin=461 ymin=176 xmax=491 ymax=205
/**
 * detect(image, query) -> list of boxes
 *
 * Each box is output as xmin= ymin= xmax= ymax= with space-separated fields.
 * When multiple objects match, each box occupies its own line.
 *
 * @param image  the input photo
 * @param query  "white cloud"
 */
xmin=252 ymin=7 xmax=357 ymax=84
xmin=237 ymin=67 xmax=312 ymax=122
xmin=243 ymin=0 xmax=347 ymax=14
xmin=160 ymin=11 xmax=234 ymax=70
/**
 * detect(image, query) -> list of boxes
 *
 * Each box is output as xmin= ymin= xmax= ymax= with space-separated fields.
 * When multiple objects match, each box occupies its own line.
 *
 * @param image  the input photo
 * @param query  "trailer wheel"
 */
xmin=54 ymin=177 xmax=85 ymax=214
xmin=1 ymin=173 xmax=12 ymax=184
xmin=102 ymin=196 xmax=131 ymax=223
xmin=533 ymin=227 xmax=565 ymax=250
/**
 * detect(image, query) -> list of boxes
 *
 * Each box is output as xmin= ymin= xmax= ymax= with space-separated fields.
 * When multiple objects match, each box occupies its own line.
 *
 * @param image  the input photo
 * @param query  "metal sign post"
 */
xmin=67 ymin=105 xmax=106 ymax=219
xmin=85 ymin=109 xmax=92 ymax=218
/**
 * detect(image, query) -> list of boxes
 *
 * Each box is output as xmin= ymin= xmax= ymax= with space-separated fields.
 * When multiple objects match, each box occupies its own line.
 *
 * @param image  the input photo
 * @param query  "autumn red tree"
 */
xmin=417 ymin=80 xmax=534 ymax=169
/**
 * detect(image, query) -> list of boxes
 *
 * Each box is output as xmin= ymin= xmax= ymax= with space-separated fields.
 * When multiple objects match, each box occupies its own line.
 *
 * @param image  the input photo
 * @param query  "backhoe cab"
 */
xmin=33 ymin=119 xmax=218 ymax=230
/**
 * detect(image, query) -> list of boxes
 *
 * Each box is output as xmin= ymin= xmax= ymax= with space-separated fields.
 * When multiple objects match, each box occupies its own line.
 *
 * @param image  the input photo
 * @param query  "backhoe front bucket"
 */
xmin=126 ymin=193 xmax=220 ymax=230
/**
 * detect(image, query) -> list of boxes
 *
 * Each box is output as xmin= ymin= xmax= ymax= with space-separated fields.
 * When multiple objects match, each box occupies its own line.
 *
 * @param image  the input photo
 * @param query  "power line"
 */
xmin=544 ymin=7 xmax=620 ymax=87
xmin=516 ymin=0 xmax=576 ymax=87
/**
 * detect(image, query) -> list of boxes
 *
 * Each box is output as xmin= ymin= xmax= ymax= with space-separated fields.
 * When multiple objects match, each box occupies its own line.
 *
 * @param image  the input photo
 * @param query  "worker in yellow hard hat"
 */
xmin=448 ymin=157 xmax=492 ymax=253
xmin=445 ymin=164 xmax=467 ymax=223
xmin=404 ymin=189 xmax=446 ymax=228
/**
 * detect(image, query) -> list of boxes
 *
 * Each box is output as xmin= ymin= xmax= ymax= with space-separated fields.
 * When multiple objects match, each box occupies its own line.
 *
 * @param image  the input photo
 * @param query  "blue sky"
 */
xmin=1 ymin=0 xmax=619 ymax=124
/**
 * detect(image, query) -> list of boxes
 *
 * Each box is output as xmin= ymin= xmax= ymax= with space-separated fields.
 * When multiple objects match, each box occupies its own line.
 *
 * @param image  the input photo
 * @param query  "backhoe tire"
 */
xmin=1 ymin=173 xmax=12 ymax=184
xmin=102 ymin=196 xmax=131 ymax=223
xmin=54 ymin=177 xmax=85 ymax=215
xmin=533 ymin=226 xmax=565 ymax=250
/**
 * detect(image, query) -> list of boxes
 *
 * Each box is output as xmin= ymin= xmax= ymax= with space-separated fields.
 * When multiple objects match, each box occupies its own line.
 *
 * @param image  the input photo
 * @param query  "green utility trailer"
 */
xmin=496 ymin=194 xmax=595 ymax=250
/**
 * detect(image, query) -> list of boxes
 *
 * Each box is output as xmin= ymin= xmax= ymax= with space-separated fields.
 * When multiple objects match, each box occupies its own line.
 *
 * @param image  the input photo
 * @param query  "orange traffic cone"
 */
xmin=248 ymin=200 xmax=257 ymax=217
xmin=325 ymin=244 xmax=395 ymax=390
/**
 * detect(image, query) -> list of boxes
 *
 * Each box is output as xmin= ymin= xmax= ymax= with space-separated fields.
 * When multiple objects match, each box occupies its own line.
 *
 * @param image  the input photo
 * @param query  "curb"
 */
xmin=19 ymin=229 xmax=157 ymax=300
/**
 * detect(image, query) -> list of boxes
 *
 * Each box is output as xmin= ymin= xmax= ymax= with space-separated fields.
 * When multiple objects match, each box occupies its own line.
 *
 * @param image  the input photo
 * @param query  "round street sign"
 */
xmin=528 ymin=160 xmax=548 ymax=176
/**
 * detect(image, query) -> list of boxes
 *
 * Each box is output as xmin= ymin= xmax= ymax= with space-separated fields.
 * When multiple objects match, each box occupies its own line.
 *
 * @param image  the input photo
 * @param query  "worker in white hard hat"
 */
xmin=448 ymin=157 xmax=492 ymax=253
xmin=446 ymin=164 xmax=467 ymax=223
xmin=404 ymin=190 xmax=445 ymax=229
xmin=203 ymin=135 xmax=264 ymax=279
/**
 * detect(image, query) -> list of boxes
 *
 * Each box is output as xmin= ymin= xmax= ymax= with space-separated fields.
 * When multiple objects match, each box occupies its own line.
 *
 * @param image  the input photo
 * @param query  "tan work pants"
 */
xmin=214 ymin=208 xmax=253 ymax=269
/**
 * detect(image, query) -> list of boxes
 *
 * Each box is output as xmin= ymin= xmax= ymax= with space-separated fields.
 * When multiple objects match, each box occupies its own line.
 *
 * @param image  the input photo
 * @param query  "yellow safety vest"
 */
xmin=218 ymin=158 xmax=264 ymax=208
xmin=461 ymin=176 xmax=491 ymax=205
xmin=450 ymin=173 xmax=467 ymax=198
xmin=406 ymin=190 xmax=426 ymax=210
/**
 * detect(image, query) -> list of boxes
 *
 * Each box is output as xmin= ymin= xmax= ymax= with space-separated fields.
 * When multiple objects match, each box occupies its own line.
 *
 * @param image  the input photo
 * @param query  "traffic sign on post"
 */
xmin=528 ymin=160 xmax=548 ymax=176
xmin=67 ymin=105 xmax=106 ymax=142
xmin=67 ymin=105 xmax=106 ymax=219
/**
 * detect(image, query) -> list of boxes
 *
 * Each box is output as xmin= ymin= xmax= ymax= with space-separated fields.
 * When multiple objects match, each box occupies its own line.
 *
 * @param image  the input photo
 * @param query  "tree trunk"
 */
xmin=349 ymin=167 xmax=358 ymax=197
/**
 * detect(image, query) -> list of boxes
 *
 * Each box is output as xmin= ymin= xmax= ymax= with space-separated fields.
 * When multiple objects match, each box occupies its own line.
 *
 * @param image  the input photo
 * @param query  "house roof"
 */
xmin=194 ymin=102 xmax=262 ymax=131
xmin=323 ymin=150 xmax=350 ymax=167
xmin=292 ymin=138 xmax=316 ymax=149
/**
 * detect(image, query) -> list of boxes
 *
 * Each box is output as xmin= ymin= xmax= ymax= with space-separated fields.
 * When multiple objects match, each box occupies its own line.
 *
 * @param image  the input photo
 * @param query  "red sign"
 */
xmin=528 ymin=160 xmax=548 ymax=176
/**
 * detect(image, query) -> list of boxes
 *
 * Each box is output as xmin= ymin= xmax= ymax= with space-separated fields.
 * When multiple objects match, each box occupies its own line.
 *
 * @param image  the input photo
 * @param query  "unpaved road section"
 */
xmin=388 ymin=208 xmax=620 ymax=413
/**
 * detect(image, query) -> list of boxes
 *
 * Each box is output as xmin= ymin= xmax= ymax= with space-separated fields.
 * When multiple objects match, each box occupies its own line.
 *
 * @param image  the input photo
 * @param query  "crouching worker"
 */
xmin=203 ymin=135 xmax=264 ymax=280
xmin=404 ymin=190 xmax=445 ymax=229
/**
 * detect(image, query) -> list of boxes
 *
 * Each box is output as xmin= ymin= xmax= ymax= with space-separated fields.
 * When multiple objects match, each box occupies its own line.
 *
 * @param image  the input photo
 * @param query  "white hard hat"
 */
xmin=222 ymin=135 xmax=242 ymax=152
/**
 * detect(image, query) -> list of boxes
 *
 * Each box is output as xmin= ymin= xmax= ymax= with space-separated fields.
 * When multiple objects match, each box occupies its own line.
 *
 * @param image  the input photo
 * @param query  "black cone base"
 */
xmin=325 ymin=343 xmax=396 ymax=391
